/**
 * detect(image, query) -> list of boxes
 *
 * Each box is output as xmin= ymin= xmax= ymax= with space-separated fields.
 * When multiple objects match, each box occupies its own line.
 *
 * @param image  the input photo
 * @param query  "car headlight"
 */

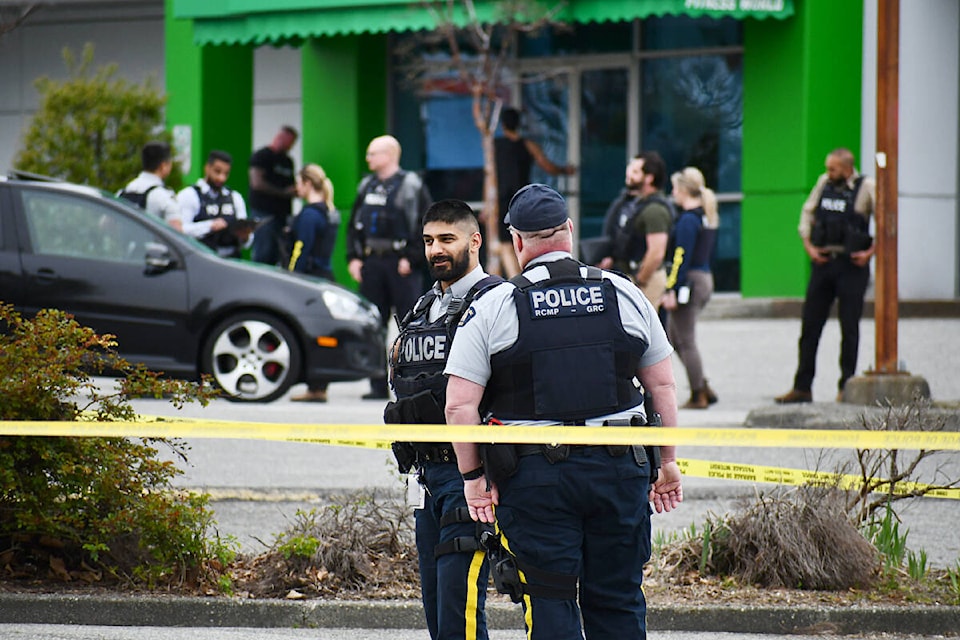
xmin=322 ymin=289 xmax=380 ymax=325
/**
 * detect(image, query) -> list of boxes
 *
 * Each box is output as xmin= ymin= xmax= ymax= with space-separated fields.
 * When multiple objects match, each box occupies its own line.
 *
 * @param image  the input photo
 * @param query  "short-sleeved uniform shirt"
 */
xmin=444 ymin=251 xmax=673 ymax=424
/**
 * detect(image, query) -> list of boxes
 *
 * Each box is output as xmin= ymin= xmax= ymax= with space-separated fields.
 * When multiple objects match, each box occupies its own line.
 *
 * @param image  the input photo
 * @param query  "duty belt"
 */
xmin=515 ymin=444 xmax=631 ymax=459
xmin=364 ymin=237 xmax=406 ymax=256
xmin=412 ymin=443 xmax=457 ymax=464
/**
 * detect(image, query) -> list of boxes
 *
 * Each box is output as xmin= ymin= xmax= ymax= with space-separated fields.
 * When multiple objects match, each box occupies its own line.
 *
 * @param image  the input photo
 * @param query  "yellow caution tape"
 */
xmin=678 ymin=458 xmax=960 ymax=500
xmin=0 ymin=418 xmax=958 ymax=450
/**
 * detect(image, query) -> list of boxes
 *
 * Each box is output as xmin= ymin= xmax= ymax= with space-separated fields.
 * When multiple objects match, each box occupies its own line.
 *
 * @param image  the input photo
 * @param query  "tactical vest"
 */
xmin=392 ymin=275 xmax=503 ymax=407
xmin=191 ymin=184 xmax=241 ymax=253
xmin=354 ymin=171 xmax=409 ymax=246
xmin=192 ymin=184 xmax=237 ymax=222
xmin=611 ymin=193 xmax=673 ymax=263
xmin=483 ymin=259 xmax=647 ymax=422
xmin=811 ymin=176 xmax=869 ymax=250
xmin=118 ymin=185 xmax=158 ymax=210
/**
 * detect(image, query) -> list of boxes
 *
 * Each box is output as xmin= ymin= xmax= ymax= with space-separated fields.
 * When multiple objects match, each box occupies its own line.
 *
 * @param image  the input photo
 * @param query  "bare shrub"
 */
xmin=235 ymin=491 xmax=419 ymax=599
xmin=713 ymin=487 xmax=879 ymax=590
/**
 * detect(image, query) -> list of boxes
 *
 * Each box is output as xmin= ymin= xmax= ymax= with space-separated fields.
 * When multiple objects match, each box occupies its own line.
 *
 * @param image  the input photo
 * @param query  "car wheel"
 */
xmin=202 ymin=312 xmax=302 ymax=403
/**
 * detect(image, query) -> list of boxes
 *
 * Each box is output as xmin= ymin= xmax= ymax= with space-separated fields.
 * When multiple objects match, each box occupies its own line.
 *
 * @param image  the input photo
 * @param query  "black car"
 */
xmin=0 ymin=173 xmax=385 ymax=403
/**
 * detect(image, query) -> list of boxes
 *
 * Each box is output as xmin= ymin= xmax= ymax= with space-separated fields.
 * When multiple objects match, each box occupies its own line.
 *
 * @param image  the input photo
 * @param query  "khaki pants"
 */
xmin=640 ymin=268 xmax=667 ymax=310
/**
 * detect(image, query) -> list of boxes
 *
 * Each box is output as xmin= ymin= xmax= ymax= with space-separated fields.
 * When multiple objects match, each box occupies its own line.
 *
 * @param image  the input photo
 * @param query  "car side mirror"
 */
xmin=144 ymin=242 xmax=173 ymax=274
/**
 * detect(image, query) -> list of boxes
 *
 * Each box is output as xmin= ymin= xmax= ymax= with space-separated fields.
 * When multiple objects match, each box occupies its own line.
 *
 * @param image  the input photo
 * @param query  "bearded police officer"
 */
xmin=177 ymin=150 xmax=251 ymax=258
xmin=598 ymin=151 xmax=674 ymax=310
xmin=775 ymin=148 xmax=876 ymax=404
xmin=348 ymin=135 xmax=433 ymax=400
xmin=385 ymin=199 xmax=500 ymax=640
xmin=445 ymin=184 xmax=682 ymax=640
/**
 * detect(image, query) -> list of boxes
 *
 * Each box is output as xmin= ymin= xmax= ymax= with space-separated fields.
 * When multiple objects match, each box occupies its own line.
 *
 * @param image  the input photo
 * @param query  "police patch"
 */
xmin=528 ymin=283 xmax=606 ymax=319
xmin=458 ymin=306 xmax=476 ymax=327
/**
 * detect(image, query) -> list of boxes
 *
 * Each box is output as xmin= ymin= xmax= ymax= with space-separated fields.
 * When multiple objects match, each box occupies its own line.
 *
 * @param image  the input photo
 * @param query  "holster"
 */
xmin=479 ymin=443 xmax=519 ymax=485
xmin=391 ymin=441 xmax=417 ymax=474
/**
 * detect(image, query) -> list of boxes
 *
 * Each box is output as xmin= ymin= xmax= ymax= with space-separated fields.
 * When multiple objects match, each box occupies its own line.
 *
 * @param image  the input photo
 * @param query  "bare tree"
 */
xmin=416 ymin=0 xmax=565 ymax=275
xmin=0 ymin=3 xmax=41 ymax=39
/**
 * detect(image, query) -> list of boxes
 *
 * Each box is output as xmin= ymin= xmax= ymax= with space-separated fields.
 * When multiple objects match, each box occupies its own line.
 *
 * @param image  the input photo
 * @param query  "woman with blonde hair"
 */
xmin=289 ymin=163 xmax=340 ymax=402
xmin=663 ymin=167 xmax=719 ymax=409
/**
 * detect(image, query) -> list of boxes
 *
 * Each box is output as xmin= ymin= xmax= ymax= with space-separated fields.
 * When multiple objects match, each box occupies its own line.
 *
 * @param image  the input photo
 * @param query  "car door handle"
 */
xmin=33 ymin=267 xmax=59 ymax=284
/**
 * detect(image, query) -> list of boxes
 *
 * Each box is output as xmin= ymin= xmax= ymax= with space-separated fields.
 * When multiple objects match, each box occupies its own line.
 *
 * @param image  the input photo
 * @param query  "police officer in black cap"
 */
xmin=385 ymin=199 xmax=500 ymax=640
xmin=445 ymin=184 xmax=683 ymax=639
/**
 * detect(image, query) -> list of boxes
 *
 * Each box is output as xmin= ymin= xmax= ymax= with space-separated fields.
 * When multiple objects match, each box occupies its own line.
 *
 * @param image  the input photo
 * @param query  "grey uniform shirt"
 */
xmin=444 ymin=251 xmax=673 ymax=424
xmin=424 ymin=264 xmax=491 ymax=323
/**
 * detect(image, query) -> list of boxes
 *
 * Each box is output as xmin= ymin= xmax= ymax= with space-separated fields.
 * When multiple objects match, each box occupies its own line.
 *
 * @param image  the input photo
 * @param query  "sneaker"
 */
xmin=362 ymin=390 xmax=389 ymax=400
xmin=290 ymin=389 xmax=328 ymax=403
xmin=774 ymin=389 xmax=813 ymax=404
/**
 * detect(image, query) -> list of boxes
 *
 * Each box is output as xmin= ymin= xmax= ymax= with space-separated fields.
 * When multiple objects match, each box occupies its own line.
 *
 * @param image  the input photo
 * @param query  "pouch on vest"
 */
xmin=383 ymin=389 xmax=444 ymax=425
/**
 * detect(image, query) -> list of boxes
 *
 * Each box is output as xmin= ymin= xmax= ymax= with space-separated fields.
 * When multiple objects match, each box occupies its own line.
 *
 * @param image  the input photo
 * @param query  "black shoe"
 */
xmin=362 ymin=390 xmax=389 ymax=400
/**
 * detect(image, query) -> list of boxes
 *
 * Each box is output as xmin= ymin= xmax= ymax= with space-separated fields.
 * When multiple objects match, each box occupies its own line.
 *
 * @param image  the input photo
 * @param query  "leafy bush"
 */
xmin=0 ymin=303 xmax=231 ymax=589
xmin=13 ymin=43 xmax=181 ymax=192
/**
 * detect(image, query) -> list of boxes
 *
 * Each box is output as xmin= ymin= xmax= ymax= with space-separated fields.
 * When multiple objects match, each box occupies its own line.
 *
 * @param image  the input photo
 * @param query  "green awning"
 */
xmin=174 ymin=0 xmax=793 ymax=47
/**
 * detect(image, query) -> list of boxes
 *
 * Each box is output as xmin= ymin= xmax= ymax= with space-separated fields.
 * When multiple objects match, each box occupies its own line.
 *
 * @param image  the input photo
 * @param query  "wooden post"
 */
xmin=874 ymin=0 xmax=900 ymax=374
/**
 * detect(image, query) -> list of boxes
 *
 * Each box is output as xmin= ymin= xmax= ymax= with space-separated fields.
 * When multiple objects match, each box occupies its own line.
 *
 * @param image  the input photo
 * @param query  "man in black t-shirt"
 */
xmin=493 ymin=108 xmax=574 ymax=277
xmin=248 ymin=125 xmax=298 ymax=265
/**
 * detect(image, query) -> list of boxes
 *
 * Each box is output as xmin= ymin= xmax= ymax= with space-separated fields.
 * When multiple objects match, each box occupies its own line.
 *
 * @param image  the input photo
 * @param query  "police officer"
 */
xmin=348 ymin=135 xmax=433 ymax=400
xmin=177 ymin=150 xmax=251 ymax=258
xmin=445 ymin=184 xmax=683 ymax=640
xmin=775 ymin=148 xmax=876 ymax=404
xmin=598 ymin=151 xmax=674 ymax=310
xmin=118 ymin=141 xmax=182 ymax=231
xmin=385 ymin=199 xmax=499 ymax=640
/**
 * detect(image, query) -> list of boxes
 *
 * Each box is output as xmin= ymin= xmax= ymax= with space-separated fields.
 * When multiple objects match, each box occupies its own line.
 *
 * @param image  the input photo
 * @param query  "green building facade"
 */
xmin=166 ymin=0 xmax=864 ymax=296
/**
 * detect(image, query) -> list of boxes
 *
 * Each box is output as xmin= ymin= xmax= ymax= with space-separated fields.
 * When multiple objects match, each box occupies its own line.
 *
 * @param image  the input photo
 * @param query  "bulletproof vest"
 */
xmin=392 ymin=275 xmax=502 ymax=405
xmin=354 ymin=172 xmax=409 ymax=242
xmin=483 ymin=259 xmax=647 ymax=423
xmin=192 ymin=184 xmax=237 ymax=223
xmin=611 ymin=193 xmax=673 ymax=263
xmin=118 ymin=185 xmax=158 ymax=210
xmin=812 ymin=176 xmax=868 ymax=248
xmin=191 ymin=185 xmax=240 ymax=252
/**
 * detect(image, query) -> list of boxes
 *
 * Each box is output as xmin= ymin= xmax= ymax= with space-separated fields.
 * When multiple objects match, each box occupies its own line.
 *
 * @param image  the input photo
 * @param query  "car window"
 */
xmin=21 ymin=189 xmax=162 ymax=263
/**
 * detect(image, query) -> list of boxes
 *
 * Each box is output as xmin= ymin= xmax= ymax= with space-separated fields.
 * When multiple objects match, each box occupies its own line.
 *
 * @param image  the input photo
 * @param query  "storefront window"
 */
xmin=641 ymin=54 xmax=743 ymax=194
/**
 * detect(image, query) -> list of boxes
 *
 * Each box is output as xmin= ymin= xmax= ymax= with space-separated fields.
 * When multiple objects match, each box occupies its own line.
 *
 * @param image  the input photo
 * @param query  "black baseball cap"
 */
xmin=504 ymin=184 xmax=569 ymax=232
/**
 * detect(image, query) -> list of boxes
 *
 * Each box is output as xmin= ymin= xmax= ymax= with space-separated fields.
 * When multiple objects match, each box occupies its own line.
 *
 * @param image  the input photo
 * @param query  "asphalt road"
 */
xmin=133 ymin=316 xmax=960 ymax=568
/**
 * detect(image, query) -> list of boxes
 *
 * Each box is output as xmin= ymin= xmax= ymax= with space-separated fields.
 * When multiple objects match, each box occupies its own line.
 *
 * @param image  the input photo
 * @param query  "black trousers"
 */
xmin=793 ymin=257 xmax=870 ymax=393
xmin=360 ymin=253 xmax=422 ymax=393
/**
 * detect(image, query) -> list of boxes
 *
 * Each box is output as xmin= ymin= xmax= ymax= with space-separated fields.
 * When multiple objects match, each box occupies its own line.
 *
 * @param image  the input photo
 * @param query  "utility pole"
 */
xmin=846 ymin=0 xmax=929 ymax=404
xmin=873 ymin=0 xmax=899 ymax=375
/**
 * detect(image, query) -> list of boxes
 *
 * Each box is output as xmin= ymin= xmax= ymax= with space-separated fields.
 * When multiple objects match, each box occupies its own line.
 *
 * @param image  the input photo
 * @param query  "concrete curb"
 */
xmin=1 ymin=593 xmax=958 ymax=635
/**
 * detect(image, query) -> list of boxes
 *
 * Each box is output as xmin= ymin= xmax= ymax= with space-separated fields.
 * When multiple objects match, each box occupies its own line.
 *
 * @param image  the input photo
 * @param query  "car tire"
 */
xmin=202 ymin=312 xmax=302 ymax=403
